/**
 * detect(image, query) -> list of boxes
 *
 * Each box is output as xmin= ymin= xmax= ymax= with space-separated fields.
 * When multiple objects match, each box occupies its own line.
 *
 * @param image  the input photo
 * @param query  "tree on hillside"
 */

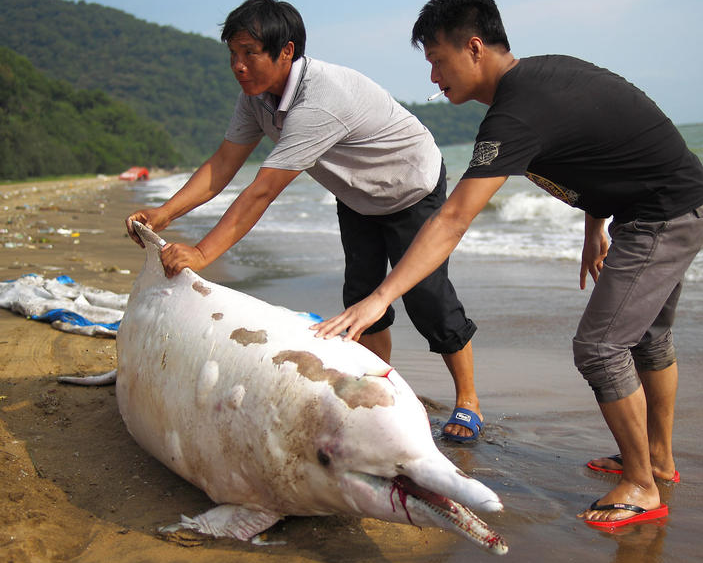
xmin=0 ymin=47 xmax=180 ymax=180
xmin=1 ymin=0 xmax=240 ymax=165
xmin=401 ymin=101 xmax=486 ymax=147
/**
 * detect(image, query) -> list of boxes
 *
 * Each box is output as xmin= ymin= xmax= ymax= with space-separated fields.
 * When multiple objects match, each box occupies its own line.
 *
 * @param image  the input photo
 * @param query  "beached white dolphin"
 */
xmin=115 ymin=222 xmax=508 ymax=554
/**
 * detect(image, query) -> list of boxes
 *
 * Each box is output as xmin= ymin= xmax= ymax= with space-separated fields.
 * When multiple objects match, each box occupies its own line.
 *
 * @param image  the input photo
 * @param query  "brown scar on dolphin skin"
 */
xmin=192 ymin=282 xmax=211 ymax=296
xmin=230 ymin=328 xmax=268 ymax=346
xmin=212 ymin=313 xmax=224 ymax=321
xmin=272 ymin=351 xmax=394 ymax=409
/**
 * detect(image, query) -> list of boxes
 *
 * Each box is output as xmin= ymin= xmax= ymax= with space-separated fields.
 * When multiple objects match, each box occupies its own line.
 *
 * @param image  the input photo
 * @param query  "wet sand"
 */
xmin=1 ymin=176 xmax=701 ymax=563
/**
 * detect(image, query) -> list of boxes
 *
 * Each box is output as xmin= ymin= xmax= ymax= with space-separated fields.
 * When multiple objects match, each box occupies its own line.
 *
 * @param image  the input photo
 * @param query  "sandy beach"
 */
xmin=1 ymin=175 xmax=702 ymax=563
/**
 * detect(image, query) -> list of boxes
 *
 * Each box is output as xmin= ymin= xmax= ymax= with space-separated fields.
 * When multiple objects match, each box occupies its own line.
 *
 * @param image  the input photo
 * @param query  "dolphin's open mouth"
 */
xmin=346 ymin=472 xmax=508 ymax=555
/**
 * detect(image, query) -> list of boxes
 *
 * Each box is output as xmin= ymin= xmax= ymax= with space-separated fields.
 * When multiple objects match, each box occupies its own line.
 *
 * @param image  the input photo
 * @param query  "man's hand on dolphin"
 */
xmin=312 ymin=293 xmax=389 ymax=341
xmin=160 ymin=242 xmax=208 ymax=278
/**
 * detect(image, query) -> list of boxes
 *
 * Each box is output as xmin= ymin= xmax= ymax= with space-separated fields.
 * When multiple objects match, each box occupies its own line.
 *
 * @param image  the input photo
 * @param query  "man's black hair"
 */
xmin=411 ymin=0 xmax=510 ymax=51
xmin=221 ymin=0 xmax=306 ymax=61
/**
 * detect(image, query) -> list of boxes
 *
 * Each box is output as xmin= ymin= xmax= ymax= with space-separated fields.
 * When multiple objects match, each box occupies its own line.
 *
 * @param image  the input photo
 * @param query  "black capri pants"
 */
xmin=336 ymin=162 xmax=476 ymax=354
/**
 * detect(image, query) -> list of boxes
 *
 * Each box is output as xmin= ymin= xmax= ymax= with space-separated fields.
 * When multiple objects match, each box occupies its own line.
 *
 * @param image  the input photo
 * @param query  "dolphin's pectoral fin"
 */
xmin=159 ymin=504 xmax=282 ymax=542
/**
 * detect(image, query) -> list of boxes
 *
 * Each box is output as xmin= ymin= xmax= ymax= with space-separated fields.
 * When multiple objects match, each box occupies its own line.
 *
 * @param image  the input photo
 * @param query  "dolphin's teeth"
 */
xmin=388 ymin=475 xmax=507 ymax=555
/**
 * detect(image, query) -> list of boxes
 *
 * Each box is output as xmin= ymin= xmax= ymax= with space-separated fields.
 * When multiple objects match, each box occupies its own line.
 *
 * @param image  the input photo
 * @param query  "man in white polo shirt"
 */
xmin=126 ymin=0 xmax=482 ymax=442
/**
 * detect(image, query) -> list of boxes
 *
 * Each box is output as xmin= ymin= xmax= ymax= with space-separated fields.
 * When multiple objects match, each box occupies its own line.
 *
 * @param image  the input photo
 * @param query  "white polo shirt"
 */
xmin=225 ymin=56 xmax=442 ymax=216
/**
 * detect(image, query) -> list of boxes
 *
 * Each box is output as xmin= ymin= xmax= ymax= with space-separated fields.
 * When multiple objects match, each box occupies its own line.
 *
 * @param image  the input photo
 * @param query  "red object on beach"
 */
xmin=586 ymin=454 xmax=681 ymax=483
xmin=118 ymin=166 xmax=149 ymax=181
xmin=585 ymin=503 xmax=669 ymax=529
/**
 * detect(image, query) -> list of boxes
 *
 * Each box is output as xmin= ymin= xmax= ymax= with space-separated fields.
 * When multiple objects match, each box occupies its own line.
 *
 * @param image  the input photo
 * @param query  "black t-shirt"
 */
xmin=462 ymin=55 xmax=703 ymax=222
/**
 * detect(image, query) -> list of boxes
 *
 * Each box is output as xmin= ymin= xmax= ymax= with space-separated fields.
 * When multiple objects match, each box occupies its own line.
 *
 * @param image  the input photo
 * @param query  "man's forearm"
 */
xmin=161 ymin=140 xmax=257 ymax=222
xmin=194 ymin=167 xmax=301 ymax=266
xmin=161 ymin=160 xmax=234 ymax=221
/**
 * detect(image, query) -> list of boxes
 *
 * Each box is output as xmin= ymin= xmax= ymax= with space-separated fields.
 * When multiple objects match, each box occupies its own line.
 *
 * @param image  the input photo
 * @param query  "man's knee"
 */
xmin=425 ymin=321 xmax=476 ymax=354
xmin=631 ymin=330 xmax=677 ymax=372
xmin=572 ymin=338 xmax=641 ymax=403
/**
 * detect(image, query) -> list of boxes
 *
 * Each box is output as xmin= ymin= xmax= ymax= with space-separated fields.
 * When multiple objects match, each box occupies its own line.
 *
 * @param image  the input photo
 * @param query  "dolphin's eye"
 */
xmin=317 ymin=449 xmax=331 ymax=467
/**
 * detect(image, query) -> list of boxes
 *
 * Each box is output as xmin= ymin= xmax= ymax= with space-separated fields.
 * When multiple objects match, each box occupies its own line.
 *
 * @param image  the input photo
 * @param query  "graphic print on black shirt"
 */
xmin=525 ymin=172 xmax=580 ymax=207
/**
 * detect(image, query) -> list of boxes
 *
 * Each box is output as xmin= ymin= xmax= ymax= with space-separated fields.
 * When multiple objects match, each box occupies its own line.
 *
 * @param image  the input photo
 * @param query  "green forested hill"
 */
xmin=1 ymin=0 xmax=240 ymax=165
xmin=403 ymin=101 xmax=486 ymax=147
xmin=0 ymin=47 xmax=180 ymax=180
xmin=0 ymin=0 xmax=485 ymax=175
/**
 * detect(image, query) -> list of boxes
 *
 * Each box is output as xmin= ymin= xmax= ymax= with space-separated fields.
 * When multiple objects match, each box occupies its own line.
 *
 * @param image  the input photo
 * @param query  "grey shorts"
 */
xmin=573 ymin=204 xmax=703 ymax=403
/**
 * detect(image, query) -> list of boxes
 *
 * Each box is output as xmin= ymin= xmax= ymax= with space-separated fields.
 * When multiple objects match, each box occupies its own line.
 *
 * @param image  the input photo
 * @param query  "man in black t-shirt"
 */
xmin=313 ymin=0 xmax=703 ymax=529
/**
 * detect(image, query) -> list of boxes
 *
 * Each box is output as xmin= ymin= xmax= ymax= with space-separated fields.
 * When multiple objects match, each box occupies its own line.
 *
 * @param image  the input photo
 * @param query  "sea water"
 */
xmin=133 ymin=123 xmax=703 ymax=283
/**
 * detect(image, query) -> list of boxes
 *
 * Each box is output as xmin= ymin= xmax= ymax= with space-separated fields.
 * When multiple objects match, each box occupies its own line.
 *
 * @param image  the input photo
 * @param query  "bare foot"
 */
xmin=588 ymin=454 xmax=624 ymax=473
xmin=578 ymin=479 xmax=661 ymax=524
xmin=443 ymin=403 xmax=483 ymax=440
xmin=588 ymin=454 xmax=679 ymax=482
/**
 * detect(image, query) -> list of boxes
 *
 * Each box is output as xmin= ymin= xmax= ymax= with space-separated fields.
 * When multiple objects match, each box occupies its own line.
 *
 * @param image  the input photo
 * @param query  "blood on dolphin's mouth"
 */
xmin=382 ymin=474 xmax=507 ymax=555
xmin=390 ymin=475 xmax=457 ymax=524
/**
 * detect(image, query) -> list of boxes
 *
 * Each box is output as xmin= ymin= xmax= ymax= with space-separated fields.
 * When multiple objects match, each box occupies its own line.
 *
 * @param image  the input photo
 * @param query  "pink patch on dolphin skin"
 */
xmin=192 ymin=282 xmax=211 ymax=296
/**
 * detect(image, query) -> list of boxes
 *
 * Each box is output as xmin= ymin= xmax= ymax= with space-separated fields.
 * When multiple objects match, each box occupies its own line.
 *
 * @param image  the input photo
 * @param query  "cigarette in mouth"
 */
xmin=427 ymin=90 xmax=445 ymax=101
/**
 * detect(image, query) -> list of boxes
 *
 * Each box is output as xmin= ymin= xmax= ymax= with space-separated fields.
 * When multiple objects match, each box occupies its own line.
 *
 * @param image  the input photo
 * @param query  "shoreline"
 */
xmin=1 ymin=175 xmax=702 ymax=563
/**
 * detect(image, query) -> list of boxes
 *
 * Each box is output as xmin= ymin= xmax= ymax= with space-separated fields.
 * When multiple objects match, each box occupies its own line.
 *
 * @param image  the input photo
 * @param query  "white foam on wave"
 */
xmin=685 ymin=260 xmax=703 ymax=282
xmin=453 ymin=191 xmax=587 ymax=261
xmin=137 ymin=173 xmax=191 ymax=202
xmin=253 ymin=222 xmax=340 ymax=235
xmin=497 ymin=192 xmax=582 ymax=224
xmin=320 ymin=192 xmax=337 ymax=206
xmin=133 ymin=173 xmax=703 ymax=277
xmin=456 ymin=229 xmax=583 ymax=261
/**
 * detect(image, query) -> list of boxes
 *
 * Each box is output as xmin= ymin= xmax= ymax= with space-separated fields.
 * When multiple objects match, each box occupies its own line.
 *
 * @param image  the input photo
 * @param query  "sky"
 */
xmin=73 ymin=0 xmax=703 ymax=125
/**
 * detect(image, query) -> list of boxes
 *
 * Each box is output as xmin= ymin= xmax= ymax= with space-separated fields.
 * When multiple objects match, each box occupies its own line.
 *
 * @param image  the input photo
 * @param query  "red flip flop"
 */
xmin=587 ymin=454 xmax=624 ymax=475
xmin=587 ymin=454 xmax=681 ymax=483
xmin=585 ymin=502 xmax=669 ymax=529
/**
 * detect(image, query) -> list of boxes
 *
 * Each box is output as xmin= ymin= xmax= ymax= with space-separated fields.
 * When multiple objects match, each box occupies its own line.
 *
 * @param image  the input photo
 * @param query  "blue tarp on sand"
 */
xmin=0 ymin=274 xmax=128 ymax=337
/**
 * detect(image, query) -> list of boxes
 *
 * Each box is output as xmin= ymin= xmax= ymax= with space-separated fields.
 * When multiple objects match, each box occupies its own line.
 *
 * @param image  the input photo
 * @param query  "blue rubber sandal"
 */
xmin=442 ymin=407 xmax=484 ymax=443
